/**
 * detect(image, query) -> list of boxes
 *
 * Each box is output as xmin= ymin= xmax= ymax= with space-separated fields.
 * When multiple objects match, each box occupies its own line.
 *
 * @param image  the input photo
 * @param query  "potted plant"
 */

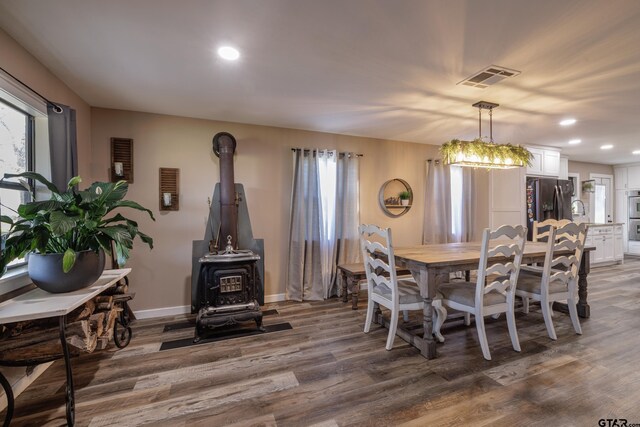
xmin=399 ymin=190 xmax=411 ymax=206
xmin=0 ymin=172 xmax=154 ymax=293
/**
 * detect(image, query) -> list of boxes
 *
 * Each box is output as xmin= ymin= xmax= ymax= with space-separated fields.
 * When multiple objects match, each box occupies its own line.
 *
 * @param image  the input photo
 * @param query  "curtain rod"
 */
xmin=291 ymin=148 xmax=364 ymax=157
xmin=0 ymin=65 xmax=62 ymax=112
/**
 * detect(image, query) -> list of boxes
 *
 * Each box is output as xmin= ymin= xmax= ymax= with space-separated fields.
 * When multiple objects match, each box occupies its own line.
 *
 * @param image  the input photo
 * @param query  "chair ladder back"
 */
xmin=477 ymin=225 xmax=526 ymax=302
xmin=359 ymin=224 xmax=398 ymax=301
xmin=547 ymin=222 xmax=588 ymax=286
xmin=533 ymin=219 xmax=572 ymax=242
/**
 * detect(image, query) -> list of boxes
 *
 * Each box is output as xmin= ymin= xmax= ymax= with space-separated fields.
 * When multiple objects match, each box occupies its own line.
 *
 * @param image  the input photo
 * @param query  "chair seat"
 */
xmin=517 ymin=274 xmax=567 ymax=295
xmin=372 ymin=279 xmax=423 ymax=305
xmin=437 ymin=281 xmax=506 ymax=308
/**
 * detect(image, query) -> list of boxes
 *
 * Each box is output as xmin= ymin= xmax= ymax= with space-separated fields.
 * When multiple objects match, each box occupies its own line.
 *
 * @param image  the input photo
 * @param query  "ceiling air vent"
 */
xmin=458 ymin=65 xmax=521 ymax=89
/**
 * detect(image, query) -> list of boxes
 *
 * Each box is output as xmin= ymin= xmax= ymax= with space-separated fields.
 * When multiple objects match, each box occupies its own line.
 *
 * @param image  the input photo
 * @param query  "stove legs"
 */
xmin=255 ymin=315 xmax=265 ymax=332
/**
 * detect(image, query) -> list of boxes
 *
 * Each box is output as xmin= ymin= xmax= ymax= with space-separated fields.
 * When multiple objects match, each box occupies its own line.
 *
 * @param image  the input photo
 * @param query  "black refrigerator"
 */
xmin=525 ymin=177 xmax=574 ymax=241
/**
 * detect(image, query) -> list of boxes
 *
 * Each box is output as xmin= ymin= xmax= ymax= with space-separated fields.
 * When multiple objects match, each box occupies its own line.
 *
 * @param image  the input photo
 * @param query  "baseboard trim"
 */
xmin=265 ymin=293 xmax=286 ymax=303
xmin=134 ymin=305 xmax=191 ymax=319
xmin=134 ymin=293 xmax=288 ymax=319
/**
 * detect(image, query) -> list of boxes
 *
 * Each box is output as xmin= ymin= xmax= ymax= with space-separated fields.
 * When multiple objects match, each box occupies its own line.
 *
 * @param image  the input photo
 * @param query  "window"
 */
xmin=0 ymin=98 xmax=34 ymax=269
xmin=450 ymin=165 xmax=463 ymax=236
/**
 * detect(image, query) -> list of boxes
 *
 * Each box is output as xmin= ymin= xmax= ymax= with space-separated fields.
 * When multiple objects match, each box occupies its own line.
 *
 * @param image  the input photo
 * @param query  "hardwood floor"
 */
xmin=4 ymin=259 xmax=640 ymax=426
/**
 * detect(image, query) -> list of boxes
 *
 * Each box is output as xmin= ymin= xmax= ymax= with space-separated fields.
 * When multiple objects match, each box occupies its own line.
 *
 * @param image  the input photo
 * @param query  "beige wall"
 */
xmin=91 ymin=108 xmax=490 ymax=311
xmin=568 ymin=160 xmax=614 ymax=182
xmin=0 ymin=28 xmax=92 ymax=180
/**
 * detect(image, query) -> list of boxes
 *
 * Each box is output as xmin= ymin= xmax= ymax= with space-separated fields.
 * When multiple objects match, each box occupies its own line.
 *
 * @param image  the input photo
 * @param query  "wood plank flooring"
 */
xmin=3 ymin=259 xmax=640 ymax=426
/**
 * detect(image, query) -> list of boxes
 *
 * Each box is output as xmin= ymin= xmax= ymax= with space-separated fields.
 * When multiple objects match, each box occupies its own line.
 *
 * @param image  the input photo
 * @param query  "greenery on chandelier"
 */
xmin=439 ymin=139 xmax=533 ymax=167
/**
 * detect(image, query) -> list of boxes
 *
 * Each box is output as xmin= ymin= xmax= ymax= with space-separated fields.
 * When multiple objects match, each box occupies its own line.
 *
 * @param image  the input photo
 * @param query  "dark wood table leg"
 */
xmin=373 ymin=302 xmax=382 ymax=325
xmin=347 ymin=275 xmax=359 ymax=310
xmin=552 ymin=251 xmax=590 ymax=318
xmin=0 ymin=371 xmax=14 ymax=427
xmin=341 ymin=270 xmax=348 ymax=303
xmin=576 ymin=252 xmax=591 ymax=318
xmin=59 ymin=315 xmax=75 ymax=426
xmin=415 ymin=267 xmax=437 ymax=359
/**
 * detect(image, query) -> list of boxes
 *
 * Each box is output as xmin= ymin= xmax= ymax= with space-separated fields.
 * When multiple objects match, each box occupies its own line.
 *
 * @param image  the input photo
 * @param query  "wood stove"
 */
xmin=191 ymin=132 xmax=264 ymax=342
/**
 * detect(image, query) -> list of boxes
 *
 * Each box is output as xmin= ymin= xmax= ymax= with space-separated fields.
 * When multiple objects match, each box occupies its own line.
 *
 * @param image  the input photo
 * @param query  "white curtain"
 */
xmin=423 ymin=160 xmax=476 ymax=244
xmin=317 ymin=149 xmax=337 ymax=299
xmin=335 ymin=153 xmax=360 ymax=297
xmin=423 ymin=160 xmax=453 ymax=244
xmin=286 ymin=149 xmax=360 ymax=301
xmin=458 ymin=167 xmax=476 ymax=242
xmin=286 ymin=150 xmax=323 ymax=301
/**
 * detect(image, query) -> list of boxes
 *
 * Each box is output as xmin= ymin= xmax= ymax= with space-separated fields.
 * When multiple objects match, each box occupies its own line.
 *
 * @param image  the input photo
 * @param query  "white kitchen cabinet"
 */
xmin=559 ymin=157 xmax=569 ymax=180
xmin=527 ymin=147 xmax=544 ymax=176
xmin=543 ymin=150 xmax=560 ymax=177
xmin=628 ymin=165 xmax=640 ymax=189
xmin=489 ymin=167 xmax=526 ymax=229
xmin=615 ymin=190 xmax=628 ymax=253
xmin=526 ymin=146 xmax=561 ymax=177
xmin=615 ymin=167 xmax=628 ymax=190
xmin=615 ymin=232 xmax=624 ymax=261
xmin=587 ymin=224 xmax=624 ymax=266
xmin=628 ymin=241 xmax=640 ymax=256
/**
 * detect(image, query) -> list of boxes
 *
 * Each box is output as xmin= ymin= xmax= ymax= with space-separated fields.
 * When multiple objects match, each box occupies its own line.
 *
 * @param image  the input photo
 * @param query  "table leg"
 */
xmin=552 ymin=253 xmax=590 ymax=319
xmin=348 ymin=276 xmax=359 ymax=310
xmin=0 ymin=371 xmax=14 ymax=427
xmin=341 ymin=271 xmax=348 ymax=303
xmin=576 ymin=252 xmax=591 ymax=318
xmin=412 ymin=267 xmax=437 ymax=359
xmin=59 ymin=315 xmax=75 ymax=426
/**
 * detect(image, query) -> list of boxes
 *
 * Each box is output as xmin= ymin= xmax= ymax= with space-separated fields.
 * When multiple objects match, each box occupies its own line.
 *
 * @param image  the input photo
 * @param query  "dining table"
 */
xmin=385 ymin=241 xmax=593 ymax=360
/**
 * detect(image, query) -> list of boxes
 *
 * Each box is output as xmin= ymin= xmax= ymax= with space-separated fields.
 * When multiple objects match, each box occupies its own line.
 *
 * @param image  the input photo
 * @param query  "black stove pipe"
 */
xmin=212 ymin=132 xmax=237 ymax=249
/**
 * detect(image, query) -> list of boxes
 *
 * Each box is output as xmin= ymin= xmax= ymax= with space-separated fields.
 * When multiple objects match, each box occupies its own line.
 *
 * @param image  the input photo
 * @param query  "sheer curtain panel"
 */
xmin=423 ymin=160 xmax=453 ymax=244
xmin=335 ymin=153 xmax=360 ymax=297
xmin=286 ymin=149 xmax=360 ymax=301
xmin=286 ymin=150 xmax=323 ymax=301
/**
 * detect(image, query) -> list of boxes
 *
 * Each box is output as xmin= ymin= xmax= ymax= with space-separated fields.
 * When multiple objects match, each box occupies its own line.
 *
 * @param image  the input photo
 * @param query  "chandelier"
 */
xmin=440 ymin=101 xmax=532 ymax=169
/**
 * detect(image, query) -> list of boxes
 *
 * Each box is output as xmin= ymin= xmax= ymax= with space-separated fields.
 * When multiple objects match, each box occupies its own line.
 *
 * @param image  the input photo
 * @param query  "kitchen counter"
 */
xmin=584 ymin=224 xmax=624 ymax=266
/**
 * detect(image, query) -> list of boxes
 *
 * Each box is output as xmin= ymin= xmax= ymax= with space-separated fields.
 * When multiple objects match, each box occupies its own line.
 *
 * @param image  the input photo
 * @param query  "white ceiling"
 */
xmin=1 ymin=0 xmax=639 ymax=164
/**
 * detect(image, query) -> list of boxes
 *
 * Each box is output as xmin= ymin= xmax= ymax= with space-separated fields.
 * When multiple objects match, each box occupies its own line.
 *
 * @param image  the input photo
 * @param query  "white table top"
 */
xmin=0 ymin=269 xmax=131 ymax=324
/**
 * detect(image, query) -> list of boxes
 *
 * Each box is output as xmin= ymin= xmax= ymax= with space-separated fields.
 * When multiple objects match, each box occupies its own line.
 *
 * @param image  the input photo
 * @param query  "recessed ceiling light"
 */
xmin=568 ymin=139 xmax=582 ymax=145
xmin=560 ymin=118 xmax=577 ymax=126
xmin=633 ymin=150 xmax=640 ymax=155
xmin=600 ymin=144 xmax=613 ymax=150
xmin=217 ymin=46 xmax=240 ymax=61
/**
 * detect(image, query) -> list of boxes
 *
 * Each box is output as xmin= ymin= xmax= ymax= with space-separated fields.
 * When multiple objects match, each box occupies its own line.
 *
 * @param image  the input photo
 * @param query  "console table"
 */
xmin=0 ymin=268 xmax=131 ymax=426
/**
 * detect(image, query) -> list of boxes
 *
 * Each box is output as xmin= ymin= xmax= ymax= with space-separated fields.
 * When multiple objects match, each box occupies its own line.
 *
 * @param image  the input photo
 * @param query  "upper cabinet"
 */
xmin=615 ymin=167 xmax=628 ymax=190
xmin=559 ymin=156 xmax=569 ymax=180
xmin=628 ymin=166 xmax=640 ymax=189
xmin=526 ymin=146 xmax=561 ymax=177
xmin=527 ymin=147 xmax=544 ymax=175
xmin=616 ymin=165 xmax=640 ymax=190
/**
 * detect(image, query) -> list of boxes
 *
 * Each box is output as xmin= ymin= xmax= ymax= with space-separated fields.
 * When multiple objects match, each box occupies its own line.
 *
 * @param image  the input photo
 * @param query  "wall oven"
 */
xmin=629 ymin=191 xmax=640 ymax=241
xmin=629 ymin=192 xmax=640 ymax=219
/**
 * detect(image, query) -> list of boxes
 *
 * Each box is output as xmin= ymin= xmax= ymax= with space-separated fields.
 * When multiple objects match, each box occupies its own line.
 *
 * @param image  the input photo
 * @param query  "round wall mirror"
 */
xmin=379 ymin=178 xmax=413 ymax=217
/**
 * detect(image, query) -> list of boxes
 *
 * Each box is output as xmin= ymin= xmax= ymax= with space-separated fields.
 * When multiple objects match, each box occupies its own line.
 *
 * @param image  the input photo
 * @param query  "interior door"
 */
xmin=591 ymin=174 xmax=613 ymax=223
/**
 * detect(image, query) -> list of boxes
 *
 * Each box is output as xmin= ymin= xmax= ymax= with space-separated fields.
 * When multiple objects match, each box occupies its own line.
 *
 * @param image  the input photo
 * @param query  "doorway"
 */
xmin=590 ymin=173 xmax=613 ymax=224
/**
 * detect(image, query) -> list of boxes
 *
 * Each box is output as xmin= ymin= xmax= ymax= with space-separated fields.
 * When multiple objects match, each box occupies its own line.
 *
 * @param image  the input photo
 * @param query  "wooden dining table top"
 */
xmin=393 ymin=241 xmax=586 ymax=268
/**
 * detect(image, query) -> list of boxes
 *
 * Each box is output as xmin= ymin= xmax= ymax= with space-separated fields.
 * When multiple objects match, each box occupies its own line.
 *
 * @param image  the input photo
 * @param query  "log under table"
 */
xmin=0 ymin=268 xmax=131 ymax=427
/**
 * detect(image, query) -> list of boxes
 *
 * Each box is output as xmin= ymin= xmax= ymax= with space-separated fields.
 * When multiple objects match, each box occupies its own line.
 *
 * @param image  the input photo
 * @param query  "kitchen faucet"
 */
xmin=571 ymin=199 xmax=586 ymax=216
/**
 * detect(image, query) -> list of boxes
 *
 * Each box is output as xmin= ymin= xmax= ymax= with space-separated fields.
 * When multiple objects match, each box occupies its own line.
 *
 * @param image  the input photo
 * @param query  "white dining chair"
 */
xmin=433 ymin=225 xmax=526 ymax=360
xmin=522 ymin=218 xmax=574 ymax=313
xmin=360 ymin=224 xmax=424 ymax=350
xmin=516 ymin=222 xmax=587 ymax=340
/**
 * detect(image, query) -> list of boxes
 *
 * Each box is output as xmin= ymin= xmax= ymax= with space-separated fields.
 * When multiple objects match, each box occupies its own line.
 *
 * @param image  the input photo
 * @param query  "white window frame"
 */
xmin=0 ymin=70 xmax=50 ymax=294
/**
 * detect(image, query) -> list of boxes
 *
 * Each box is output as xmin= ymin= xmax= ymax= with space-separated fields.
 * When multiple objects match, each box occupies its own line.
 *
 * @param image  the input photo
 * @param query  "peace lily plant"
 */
xmin=0 ymin=172 xmax=154 ymax=276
